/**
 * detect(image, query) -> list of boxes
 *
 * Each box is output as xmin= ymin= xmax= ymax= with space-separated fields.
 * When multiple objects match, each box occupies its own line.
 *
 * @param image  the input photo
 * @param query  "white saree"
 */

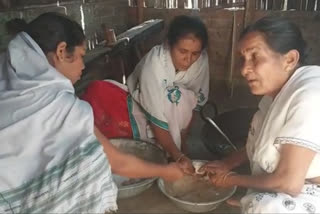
xmin=242 ymin=66 xmax=320 ymax=213
xmin=127 ymin=44 xmax=209 ymax=149
xmin=0 ymin=33 xmax=117 ymax=213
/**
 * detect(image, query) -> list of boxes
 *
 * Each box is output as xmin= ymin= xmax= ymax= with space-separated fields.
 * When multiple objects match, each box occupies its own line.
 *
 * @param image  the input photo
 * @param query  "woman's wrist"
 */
xmin=175 ymin=153 xmax=186 ymax=162
xmin=171 ymin=150 xmax=184 ymax=161
xmin=224 ymin=172 xmax=237 ymax=186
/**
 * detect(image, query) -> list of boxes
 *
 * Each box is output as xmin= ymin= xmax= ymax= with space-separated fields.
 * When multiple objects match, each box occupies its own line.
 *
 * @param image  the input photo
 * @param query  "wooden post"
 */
xmin=178 ymin=0 xmax=185 ymax=8
xmin=244 ymin=0 xmax=256 ymax=28
xmin=272 ymin=0 xmax=282 ymax=10
xmin=307 ymin=0 xmax=316 ymax=11
xmin=228 ymin=11 xmax=239 ymax=98
xmin=137 ymin=0 xmax=144 ymax=24
xmin=295 ymin=0 xmax=303 ymax=10
xmin=0 ymin=0 xmax=11 ymax=9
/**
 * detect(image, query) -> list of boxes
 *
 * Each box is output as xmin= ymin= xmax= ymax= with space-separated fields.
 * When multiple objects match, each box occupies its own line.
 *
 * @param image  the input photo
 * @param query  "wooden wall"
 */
xmin=0 ymin=0 xmax=129 ymax=51
xmin=129 ymin=6 xmax=320 ymax=111
xmin=2 ymin=0 xmax=319 ymax=112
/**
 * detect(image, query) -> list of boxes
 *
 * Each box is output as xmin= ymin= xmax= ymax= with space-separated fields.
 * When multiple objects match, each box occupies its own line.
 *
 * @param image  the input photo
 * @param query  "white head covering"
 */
xmin=0 ymin=32 xmax=96 ymax=191
xmin=127 ymin=44 xmax=209 ymax=147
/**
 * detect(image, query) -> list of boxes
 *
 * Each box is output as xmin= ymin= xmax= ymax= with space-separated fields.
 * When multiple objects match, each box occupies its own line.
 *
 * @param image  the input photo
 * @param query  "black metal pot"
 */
xmin=201 ymin=103 xmax=257 ymax=158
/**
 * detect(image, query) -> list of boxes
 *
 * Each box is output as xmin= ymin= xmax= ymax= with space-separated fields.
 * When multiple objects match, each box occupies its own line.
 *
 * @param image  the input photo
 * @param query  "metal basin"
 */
xmin=158 ymin=160 xmax=236 ymax=213
xmin=110 ymin=138 xmax=167 ymax=199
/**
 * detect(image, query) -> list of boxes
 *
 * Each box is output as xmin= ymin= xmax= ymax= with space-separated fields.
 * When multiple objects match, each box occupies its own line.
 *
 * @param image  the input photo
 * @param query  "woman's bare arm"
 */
xmin=225 ymin=144 xmax=316 ymax=196
xmin=94 ymin=126 xmax=184 ymax=181
xmin=201 ymin=147 xmax=249 ymax=174
xmin=150 ymin=123 xmax=182 ymax=160
xmin=150 ymin=123 xmax=195 ymax=174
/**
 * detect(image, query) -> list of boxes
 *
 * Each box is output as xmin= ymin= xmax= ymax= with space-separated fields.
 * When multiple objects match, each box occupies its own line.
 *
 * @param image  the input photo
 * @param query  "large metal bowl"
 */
xmin=110 ymin=138 xmax=167 ymax=199
xmin=158 ymin=160 xmax=237 ymax=213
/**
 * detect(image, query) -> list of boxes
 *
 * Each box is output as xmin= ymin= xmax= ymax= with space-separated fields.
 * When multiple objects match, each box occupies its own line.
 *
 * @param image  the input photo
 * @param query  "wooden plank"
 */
xmin=244 ymin=0 xmax=256 ymax=27
xmin=0 ymin=0 xmax=11 ymax=9
xmin=208 ymin=1 xmax=245 ymax=8
xmin=256 ymin=0 xmax=260 ymax=10
xmin=266 ymin=0 xmax=273 ymax=10
xmin=272 ymin=0 xmax=282 ymax=10
xmin=299 ymin=0 xmax=308 ymax=10
xmin=307 ymin=0 xmax=316 ymax=11
xmin=137 ymin=0 xmax=144 ymax=24
xmin=287 ymin=0 xmax=297 ymax=10
xmin=84 ymin=19 xmax=164 ymax=64
xmin=198 ymin=0 xmax=204 ymax=8
xmin=228 ymin=12 xmax=237 ymax=96
xmin=296 ymin=0 xmax=304 ymax=10
xmin=178 ymin=0 xmax=185 ymax=8
xmin=227 ymin=11 xmax=242 ymax=98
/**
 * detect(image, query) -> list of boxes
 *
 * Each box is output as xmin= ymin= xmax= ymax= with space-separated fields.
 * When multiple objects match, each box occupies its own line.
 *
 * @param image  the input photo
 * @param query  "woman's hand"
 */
xmin=176 ymin=155 xmax=195 ymax=175
xmin=209 ymin=170 xmax=235 ymax=188
xmin=162 ymin=162 xmax=185 ymax=182
xmin=198 ymin=160 xmax=231 ymax=175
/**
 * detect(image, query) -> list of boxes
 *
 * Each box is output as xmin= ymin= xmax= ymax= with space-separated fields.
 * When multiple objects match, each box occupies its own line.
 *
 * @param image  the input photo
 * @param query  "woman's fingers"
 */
xmin=208 ymin=170 xmax=235 ymax=188
xmin=164 ymin=162 xmax=185 ymax=181
xmin=177 ymin=156 xmax=195 ymax=175
xmin=201 ymin=166 xmax=216 ymax=174
xmin=209 ymin=172 xmax=226 ymax=187
xmin=226 ymin=198 xmax=241 ymax=207
xmin=199 ymin=160 xmax=227 ymax=172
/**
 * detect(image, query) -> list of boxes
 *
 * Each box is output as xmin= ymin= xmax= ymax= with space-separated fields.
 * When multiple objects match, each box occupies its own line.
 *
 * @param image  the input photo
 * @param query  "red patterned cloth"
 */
xmin=81 ymin=80 xmax=133 ymax=139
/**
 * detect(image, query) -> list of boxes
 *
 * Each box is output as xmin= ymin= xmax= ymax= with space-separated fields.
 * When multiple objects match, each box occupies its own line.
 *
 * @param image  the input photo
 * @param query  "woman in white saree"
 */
xmin=83 ymin=15 xmax=209 ymax=175
xmin=200 ymin=16 xmax=320 ymax=213
xmin=0 ymin=12 xmax=183 ymax=213
xmin=127 ymin=15 xmax=209 ymax=174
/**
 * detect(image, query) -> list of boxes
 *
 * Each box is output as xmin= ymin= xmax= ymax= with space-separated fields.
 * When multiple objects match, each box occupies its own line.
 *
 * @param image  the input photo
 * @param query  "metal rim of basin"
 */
xmin=117 ymin=177 xmax=157 ymax=191
xmin=157 ymin=179 xmax=237 ymax=206
xmin=157 ymin=161 xmax=237 ymax=207
xmin=109 ymin=138 xmax=167 ymax=194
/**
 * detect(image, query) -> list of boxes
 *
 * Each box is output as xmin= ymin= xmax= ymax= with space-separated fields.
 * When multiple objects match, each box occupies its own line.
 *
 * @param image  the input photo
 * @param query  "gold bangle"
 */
xmin=176 ymin=153 xmax=186 ymax=162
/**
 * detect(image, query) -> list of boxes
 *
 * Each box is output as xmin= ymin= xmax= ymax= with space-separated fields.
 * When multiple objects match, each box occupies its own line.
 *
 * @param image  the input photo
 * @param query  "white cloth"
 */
xmin=241 ymin=185 xmax=320 ymax=214
xmin=0 ymin=32 xmax=117 ymax=212
xmin=242 ymin=66 xmax=320 ymax=213
xmin=127 ymin=44 xmax=209 ymax=148
xmin=246 ymin=95 xmax=273 ymax=172
xmin=247 ymin=66 xmax=320 ymax=178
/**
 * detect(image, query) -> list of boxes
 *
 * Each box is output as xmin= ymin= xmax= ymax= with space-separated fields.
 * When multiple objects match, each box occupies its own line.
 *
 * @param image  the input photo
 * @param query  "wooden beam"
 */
xmin=307 ymin=0 xmax=316 ymax=10
xmin=244 ymin=0 xmax=256 ymax=27
xmin=198 ymin=0 xmax=204 ymax=8
xmin=287 ymin=0 xmax=297 ymax=10
xmin=296 ymin=0 xmax=304 ymax=10
xmin=178 ymin=0 xmax=185 ymax=8
xmin=0 ymin=0 xmax=11 ymax=9
xmin=137 ymin=0 xmax=144 ymax=24
xmin=272 ymin=0 xmax=282 ymax=10
xmin=228 ymin=11 xmax=240 ymax=98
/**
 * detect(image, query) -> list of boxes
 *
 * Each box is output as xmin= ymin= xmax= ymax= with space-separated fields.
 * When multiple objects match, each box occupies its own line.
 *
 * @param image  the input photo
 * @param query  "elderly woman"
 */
xmin=0 ymin=12 xmax=183 ymax=213
xmin=201 ymin=16 xmax=320 ymax=213
xmin=82 ymin=15 xmax=209 ymax=174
